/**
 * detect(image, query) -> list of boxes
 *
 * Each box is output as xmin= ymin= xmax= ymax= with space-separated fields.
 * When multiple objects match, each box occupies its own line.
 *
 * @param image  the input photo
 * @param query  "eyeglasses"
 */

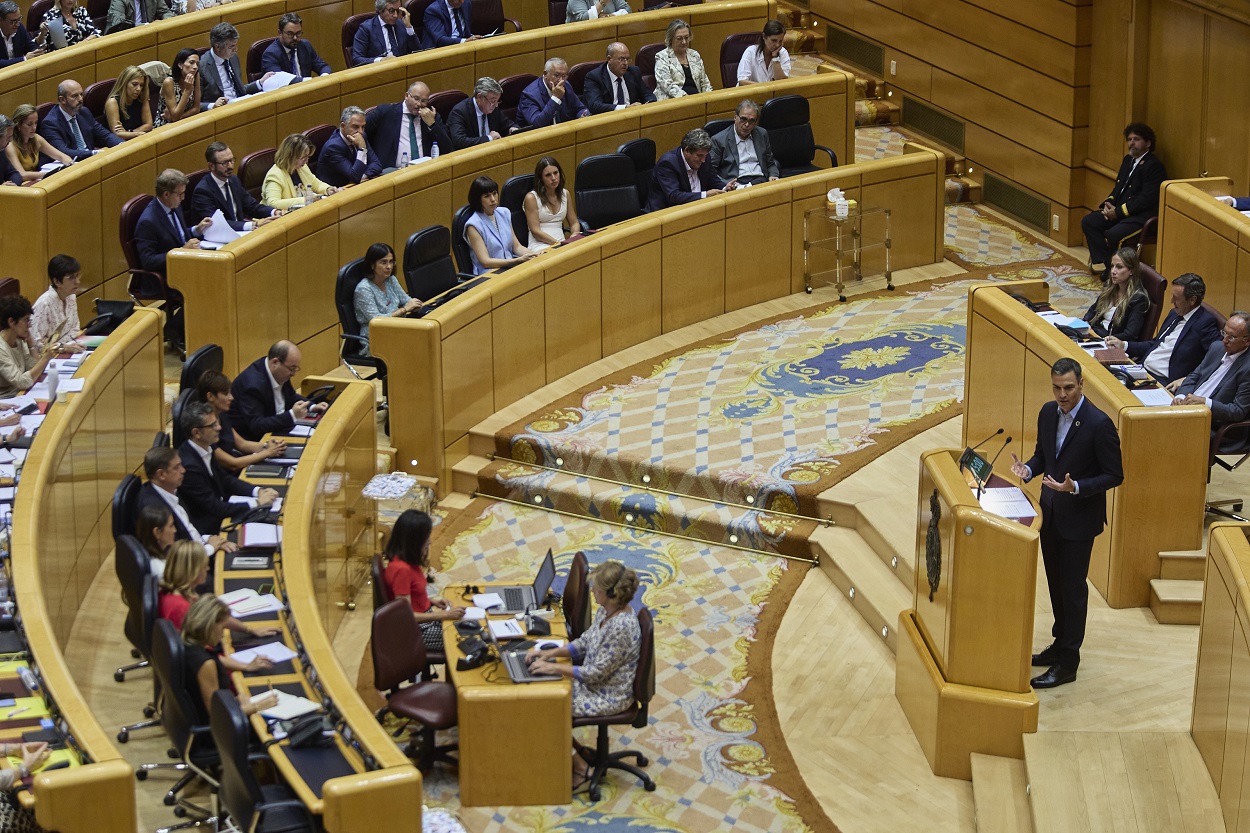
xmin=198 ymin=421 xmax=220 ymax=430
xmin=736 ymin=115 xmax=758 ymax=125
xmin=282 ymin=362 xmax=300 ymax=373
xmin=1222 ymin=329 xmax=1248 ymax=341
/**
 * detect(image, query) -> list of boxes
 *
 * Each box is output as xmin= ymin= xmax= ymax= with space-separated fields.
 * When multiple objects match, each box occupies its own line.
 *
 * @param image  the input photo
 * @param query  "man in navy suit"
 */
xmin=0 ymin=115 xmax=22 ymax=185
xmin=138 ymin=446 xmax=235 ymax=555
xmin=188 ymin=142 xmax=282 ymax=232
xmin=200 ymin=23 xmax=272 ymax=109
xmin=318 ymin=106 xmax=383 ymax=186
xmin=135 ymin=169 xmax=212 ymax=273
xmin=1107 ymin=273 xmax=1221 ymax=385
xmin=1174 ymin=312 xmax=1250 ymax=444
xmin=1011 ymin=358 xmax=1123 ymax=689
xmin=229 ymin=341 xmax=327 ymax=442
xmin=517 ymin=58 xmax=590 ymax=128
xmin=0 ymin=1 xmax=43 ymax=66
xmin=261 ymin=13 xmax=333 ymax=78
xmin=644 ymin=128 xmax=735 ymax=213
xmin=447 ymin=77 xmax=518 ymax=150
xmin=422 ymin=0 xmax=478 ymax=49
xmin=1081 ymin=122 xmax=1167 ymax=280
xmin=583 ymin=42 xmax=655 ymax=114
xmin=38 ymin=79 xmax=123 ymax=160
xmin=365 ymin=81 xmax=452 ymax=170
xmin=352 ymin=0 xmax=417 ymax=66
xmin=178 ymin=402 xmax=277 ymax=535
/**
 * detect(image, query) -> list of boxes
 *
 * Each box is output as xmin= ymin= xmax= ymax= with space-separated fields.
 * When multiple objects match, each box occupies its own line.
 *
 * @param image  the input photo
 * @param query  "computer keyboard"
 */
xmin=503 ymin=587 xmax=525 ymax=610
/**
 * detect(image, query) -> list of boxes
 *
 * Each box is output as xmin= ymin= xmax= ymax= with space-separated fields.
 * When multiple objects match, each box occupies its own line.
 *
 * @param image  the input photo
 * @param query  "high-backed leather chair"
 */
xmin=567 ymin=61 xmax=601 ymax=96
xmin=371 ymin=599 xmax=458 ymax=771
xmin=635 ymin=43 xmax=663 ymax=92
xmin=119 ymin=195 xmax=181 ymax=337
xmin=210 ymin=691 xmax=316 ymax=833
xmin=36 ymin=102 xmax=54 ymax=122
xmin=0 ymin=279 xmax=18 ymax=297
xmin=402 ymin=224 xmax=476 ymax=300
xmin=372 ymin=554 xmax=393 ymax=610
xmin=111 ymin=473 xmax=142 ymax=540
xmin=303 ymin=123 xmax=336 ymax=170
xmin=87 ymin=0 xmax=108 ymax=29
xmin=180 ymin=343 xmax=223 ymax=392
xmin=563 ymin=551 xmax=590 ymax=641
xmin=334 ymin=258 xmax=387 ymax=388
xmin=1205 ymin=302 xmax=1227 ymax=335
xmin=25 ymin=0 xmax=52 ymax=32
xmin=341 ymin=13 xmax=371 ymax=67
xmin=245 ymin=37 xmax=276 ymax=82
xmin=703 ymin=118 xmax=733 ymax=139
xmin=83 ymin=78 xmax=114 ymax=121
xmin=239 ymin=148 xmax=275 ymax=200
xmin=470 ymin=0 xmax=521 ymax=34
xmin=171 ymin=388 xmax=195 ymax=449
xmin=548 ymin=0 xmax=567 ymax=25
xmin=1137 ymin=263 xmax=1167 ymax=340
xmin=450 ymin=205 xmax=475 ymax=276
xmin=113 ymin=531 xmax=152 ymax=684
xmin=405 ymin=0 xmax=436 ymax=44
xmin=719 ymin=32 xmax=757 ymax=88
xmin=500 ymin=174 xmax=533 ymax=245
xmin=499 ymin=73 xmax=536 ymax=123
xmin=617 ymin=138 xmax=655 ymax=211
xmin=572 ymin=606 xmax=656 ymax=801
xmin=760 ymin=94 xmax=837 ymax=176
xmin=575 ymin=154 xmax=643 ymax=229
xmin=428 ymin=89 xmax=467 ymax=123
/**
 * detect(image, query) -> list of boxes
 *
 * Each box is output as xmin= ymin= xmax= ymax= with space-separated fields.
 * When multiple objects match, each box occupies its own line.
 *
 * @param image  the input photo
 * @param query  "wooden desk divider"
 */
xmin=9 ymin=306 xmax=167 ymax=832
xmin=1156 ymin=177 xmax=1246 ymax=318
xmin=895 ymin=447 xmax=1040 ymax=781
xmin=964 ymin=282 xmax=1210 ymax=608
xmin=370 ymin=145 xmax=947 ymax=493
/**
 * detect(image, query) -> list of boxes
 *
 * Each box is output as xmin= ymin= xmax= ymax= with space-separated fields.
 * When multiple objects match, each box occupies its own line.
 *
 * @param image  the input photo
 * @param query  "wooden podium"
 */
xmin=895 ymin=448 xmax=1041 ymax=780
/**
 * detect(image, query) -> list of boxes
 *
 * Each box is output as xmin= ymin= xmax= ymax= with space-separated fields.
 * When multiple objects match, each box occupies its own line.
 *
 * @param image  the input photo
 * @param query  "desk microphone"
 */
xmin=979 ymin=436 xmax=1013 ymax=499
xmin=959 ymin=427 xmax=1003 ymax=471
xmin=969 ymin=427 xmax=1004 ymax=451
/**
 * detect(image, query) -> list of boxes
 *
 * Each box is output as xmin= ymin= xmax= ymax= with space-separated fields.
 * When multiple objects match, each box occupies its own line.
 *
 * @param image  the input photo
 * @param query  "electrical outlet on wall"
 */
xmin=1052 ymin=214 xmax=1060 ymax=231
xmin=890 ymin=60 xmax=897 ymax=76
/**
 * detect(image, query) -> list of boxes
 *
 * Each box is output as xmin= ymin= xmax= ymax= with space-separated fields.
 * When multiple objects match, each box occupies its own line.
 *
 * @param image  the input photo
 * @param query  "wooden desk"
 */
xmin=1156 ymin=177 xmax=1248 ymax=319
xmin=444 ymin=593 xmax=572 ymax=806
xmin=964 ymin=281 xmax=1211 ymax=608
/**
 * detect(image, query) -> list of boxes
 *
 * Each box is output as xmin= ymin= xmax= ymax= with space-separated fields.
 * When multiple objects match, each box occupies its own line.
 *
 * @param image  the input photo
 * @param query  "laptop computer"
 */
xmin=490 ymin=549 xmax=556 ymax=615
xmin=500 ymin=649 xmax=561 ymax=684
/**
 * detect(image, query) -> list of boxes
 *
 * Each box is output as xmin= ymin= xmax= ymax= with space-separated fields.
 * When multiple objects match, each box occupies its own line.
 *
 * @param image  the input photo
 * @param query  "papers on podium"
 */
xmin=977 ymin=486 xmax=1036 ymax=521
xmin=1132 ymin=388 xmax=1174 ymax=406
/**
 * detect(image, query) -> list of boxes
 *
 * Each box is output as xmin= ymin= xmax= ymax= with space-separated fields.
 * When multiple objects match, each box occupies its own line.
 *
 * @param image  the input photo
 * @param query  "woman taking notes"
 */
xmin=653 ymin=19 xmax=713 ymax=100
xmin=1082 ymin=246 xmax=1149 ymax=341
xmin=180 ymin=595 xmax=278 ymax=725
xmin=353 ymin=243 xmax=422 ymax=354
xmin=522 ymin=157 xmax=579 ymax=250
xmin=0 ymin=296 xmax=55 ymax=398
xmin=261 ymin=134 xmax=338 ymax=210
xmin=464 ymin=176 xmax=536 ymax=275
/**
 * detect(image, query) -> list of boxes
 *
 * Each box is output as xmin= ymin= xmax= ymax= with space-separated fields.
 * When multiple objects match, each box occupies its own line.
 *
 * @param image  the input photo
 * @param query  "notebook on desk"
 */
xmin=489 ymin=549 xmax=556 ymax=615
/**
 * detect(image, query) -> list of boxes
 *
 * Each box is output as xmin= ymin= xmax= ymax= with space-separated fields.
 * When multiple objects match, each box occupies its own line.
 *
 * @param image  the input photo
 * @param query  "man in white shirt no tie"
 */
xmin=1172 ymin=312 xmax=1250 ymax=444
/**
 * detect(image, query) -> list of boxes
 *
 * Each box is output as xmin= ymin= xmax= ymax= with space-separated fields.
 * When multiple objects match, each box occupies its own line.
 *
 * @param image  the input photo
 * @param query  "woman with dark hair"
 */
xmin=196 ymin=370 xmax=288 ymax=472
xmin=0 ymin=296 xmax=55 ymax=397
xmin=136 ymin=501 xmax=176 ymax=577
xmin=30 ymin=254 xmax=84 ymax=353
xmin=353 ymin=242 xmax=422 ymax=354
xmin=1083 ymin=246 xmax=1150 ymax=341
xmin=154 ymin=49 xmax=203 ymax=128
xmin=181 ymin=595 xmax=277 ymax=726
xmin=736 ymin=20 xmax=789 ymax=85
xmin=464 ymin=175 xmax=536 ymax=275
xmin=103 ymin=65 xmax=152 ymax=139
xmin=522 ymin=156 xmax=579 ymax=250
xmin=527 ymin=559 xmax=642 ymax=790
xmin=383 ymin=510 xmax=465 ymax=650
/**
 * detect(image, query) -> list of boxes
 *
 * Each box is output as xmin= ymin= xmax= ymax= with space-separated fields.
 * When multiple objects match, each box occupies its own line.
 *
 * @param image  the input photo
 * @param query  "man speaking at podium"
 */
xmin=1010 ymin=358 xmax=1123 ymax=689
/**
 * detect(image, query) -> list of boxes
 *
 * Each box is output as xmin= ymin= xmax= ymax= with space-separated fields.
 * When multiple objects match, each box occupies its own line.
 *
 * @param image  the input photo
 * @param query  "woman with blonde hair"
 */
xmin=1082 ymin=246 xmax=1150 ymax=341
xmin=527 ymin=559 xmax=641 ymax=790
xmin=159 ymin=540 xmax=278 ymax=641
xmin=103 ymin=66 xmax=152 ymax=140
xmin=38 ymin=0 xmax=99 ymax=51
xmin=6 ymin=104 xmax=74 ymax=183
xmin=180 ymin=595 xmax=278 ymax=725
xmin=653 ymin=19 xmax=713 ymax=100
xmin=261 ymin=133 xmax=338 ymax=210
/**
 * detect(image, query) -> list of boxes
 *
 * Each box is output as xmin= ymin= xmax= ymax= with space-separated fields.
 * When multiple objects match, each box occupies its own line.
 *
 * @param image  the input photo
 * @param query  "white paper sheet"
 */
xmin=232 ymin=642 xmax=297 ymax=665
xmin=260 ymin=71 xmax=298 ymax=92
xmin=203 ymin=210 xmax=244 ymax=244
xmin=1133 ymin=388 xmax=1175 ymax=406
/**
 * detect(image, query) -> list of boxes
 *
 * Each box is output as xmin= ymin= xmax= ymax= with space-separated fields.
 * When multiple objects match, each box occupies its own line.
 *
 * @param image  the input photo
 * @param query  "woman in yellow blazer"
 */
xmin=261 ymin=133 xmax=338 ymax=210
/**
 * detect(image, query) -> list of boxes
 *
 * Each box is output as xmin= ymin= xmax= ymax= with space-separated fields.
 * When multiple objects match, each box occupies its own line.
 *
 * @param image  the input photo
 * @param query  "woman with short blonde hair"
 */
xmin=261 ymin=133 xmax=338 ymax=209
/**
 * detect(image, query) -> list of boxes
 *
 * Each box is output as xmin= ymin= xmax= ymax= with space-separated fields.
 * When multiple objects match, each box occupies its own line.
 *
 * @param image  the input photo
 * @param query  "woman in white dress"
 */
xmin=522 ymin=156 xmax=581 ymax=250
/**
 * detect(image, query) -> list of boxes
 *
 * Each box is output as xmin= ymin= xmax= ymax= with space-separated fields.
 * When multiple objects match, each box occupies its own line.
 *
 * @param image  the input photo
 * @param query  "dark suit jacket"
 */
xmin=708 ymin=125 xmax=779 ymax=183
xmin=228 ymin=357 xmax=297 ymax=441
xmin=188 ymin=174 xmax=271 ymax=231
xmin=1082 ymin=291 xmax=1149 ymax=341
xmin=138 ymin=481 xmax=198 ymax=541
xmin=1125 ymin=306 xmax=1221 ymax=384
xmin=447 ymin=96 xmax=516 ymax=150
xmin=105 ymin=0 xmax=173 ymax=33
xmin=582 ymin=64 xmax=655 ymax=114
xmin=0 ymin=151 xmax=20 ymax=185
xmin=0 ymin=24 xmax=37 ymax=67
xmin=352 ymin=15 xmax=417 ymax=66
xmin=260 ymin=38 xmax=332 ymax=77
xmin=645 ymin=147 xmax=727 ymax=212
xmin=516 ymin=77 xmax=589 ymax=128
xmin=1177 ymin=342 xmax=1250 ymax=425
xmin=37 ymin=106 xmax=122 ymax=160
xmin=177 ymin=441 xmax=251 ymax=535
xmin=134 ymin=198 xmax=201 ymax=273
xmin=364 ymin=102 xmax=452 ymax=167
xmin=1102 ymin=151 xmax=1167 ymax=220
xmin=199 ymin=52 xmax=263 ymax=107
xmin=421 ymin=0 xmax=472 ymax=49
xmin=316 ymin=129 xmax=383 ymax=186
xmin=1023 ymin=398 xmax=1123 ymax=542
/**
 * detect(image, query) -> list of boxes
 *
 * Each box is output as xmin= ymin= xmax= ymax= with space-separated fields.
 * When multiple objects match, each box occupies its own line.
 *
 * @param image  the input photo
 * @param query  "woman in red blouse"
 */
xmin=383 ymin=510 xmax=465 ymax=651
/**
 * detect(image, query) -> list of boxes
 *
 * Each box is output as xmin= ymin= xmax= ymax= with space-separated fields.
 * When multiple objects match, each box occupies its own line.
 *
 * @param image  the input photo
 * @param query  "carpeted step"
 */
xmin=945 ymin=177 xmax=981 ymax=205
xmin=784 ymin=27 xmax=824 ymax=55
xmin=855 ymin=98 xmax=899 ymax=127
xmin=810 ymin=525 xmax=910 ymax=652
xmin=971 ymin=753 xmax=1034 ymax=833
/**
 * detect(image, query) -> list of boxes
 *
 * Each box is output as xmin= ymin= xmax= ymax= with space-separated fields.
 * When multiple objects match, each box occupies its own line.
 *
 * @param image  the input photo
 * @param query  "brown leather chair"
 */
xmin=120 ymin=194 xmax=174 ymax=304
xmin=719 ymin=32 xmax=758 ymax=88
xmin=470 ymin=0 xmax=521 ymax=34
xmin=499 ymin=73 xmax=536 ymax=123
xmin=428 ymin=89 xmax=467 ymax=123
xmin=1137 ymin=263 xmax=1167 ymax=340
xmin=246 ymin=37 xmax=275 ymax=82
xmin=635 ymin=43 xmax=663 ymax=93
xmin=562 ymin=551 xmax=590 ymax=640
xmin=371 ymin=599 xmax=458 ymax=772
xmin=405 ymin=0 xmax=436 ymax=43
xmin=0 ymin=279 xmax=19 ymax=298
xmin=303 ymin=123 xmax=336 ymax=169
xmin=83 ymin=78 xmax=114 ymax=122
xmin=25 ymin=0 xmax=52 ymax=32
xmin=548 ymin=0 xmax=567 ymax=25
xmin=238 ymin=148 xmax=275 ymax=200
xmin=87 ymin=0 xmax=108 ymax=29
xmin=36 ymin=101 xmax=55 ymax=122
xmin=184 ymin=168 xmax=209 ymax=199
xmin=1204 ymin=301 xmax=1227 ymax=335
xmin=567 ymin=60 xmax=601 ymax=97
xmin=342 ymin=13 xmax=372 ymax=67
xmin=572 ymin=606 xmax=656 ymax=801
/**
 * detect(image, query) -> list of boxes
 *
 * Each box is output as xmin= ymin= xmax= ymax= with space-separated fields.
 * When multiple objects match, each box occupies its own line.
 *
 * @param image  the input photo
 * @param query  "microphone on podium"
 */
xmin=959 ymin=427 xmax=1004 ymax=471
xmin=978 ymin=436 xmax=1013 ymax=499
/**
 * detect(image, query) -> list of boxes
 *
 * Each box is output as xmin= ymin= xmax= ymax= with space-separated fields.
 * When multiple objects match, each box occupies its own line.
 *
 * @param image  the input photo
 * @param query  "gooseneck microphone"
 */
xmin=969 ymin=427 xmax=1004 ymax=451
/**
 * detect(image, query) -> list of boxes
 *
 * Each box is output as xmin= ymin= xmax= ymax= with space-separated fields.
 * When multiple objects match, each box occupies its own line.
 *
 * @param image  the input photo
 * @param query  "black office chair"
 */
xmin=450 ymin=205 xmax=476 ymax=276
xmin=148 ymin=619 xmax=220 ymax=826
xmin=371 ymin=554 xmax=392 ymax=610
xmin=115 ymin=539 xmax=166 ymax=747
xmin=573 ymin=606 xmax=656 ymax=801
xmin=703 ymin=118 xmax=734 ymax=139
xmin=575 ymin=154 xmax=643 ymax=229
xmin=563 ymin=551 xmax=591 ymax=641
xmin=500 ymin=174 xmax=533 ymax=245
xmin=371 ymin=600 xmax=458 ymax=772
xmin=759 ymin=95 xmax=838 ymax=177
xmin=111 ymin=473 xmax=142 ymax=542
xmin=210 ymin=691 xmax=316 ymax=833
xmin=401 ymin=225 xmax=478 ymax=302
xmin=334 ymin=258 xmax=388 ymax=406
xmin=617 ymin=139 xmax=656 ymax=212
xmin=180 ymin=344 xmax=223 ymax=393
xmin=171 ymin=388 xmax=195 ymax=450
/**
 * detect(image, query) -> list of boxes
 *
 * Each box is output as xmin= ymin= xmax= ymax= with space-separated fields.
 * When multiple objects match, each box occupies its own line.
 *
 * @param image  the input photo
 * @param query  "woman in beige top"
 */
xmin=30 ymin=254 xmax=85 ymax=353
xmin=0 ymin=296 xmax=56 ymax=398
xmin=6 ymin=104 xmax=74 ymax=183
xmin=260 ymin=134 xmax=338 ymax=210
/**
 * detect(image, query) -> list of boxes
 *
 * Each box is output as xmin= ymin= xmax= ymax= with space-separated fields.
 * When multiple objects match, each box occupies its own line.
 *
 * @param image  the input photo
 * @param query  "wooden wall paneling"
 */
xmin=336 ymin=176 xmax=397 ymax=268
xmin=1145 ymin=0 xmax=1205 ymax=180
xmin=962 ymin=308 xmax=1028 ymax=460
xmin=0 ymin=187 xmax=45 ymax=294
xmin=441 ymin=309 xmax=496 ymax=448
xmin=1220 ymin=612 xmax=1250 ymax=830
xmin=860 ymin=171 xmax=935 ymax=270
xmin=99 ymin=142 xmax=158 ymax=291
xmin=660 ymin=204 xmax=727 ymax=333
xmin=45 ymin=160 xmax=105 ymax=297
xmin=542 ymin=252 xmax=604 ymax=384
xmin=490 ymin=277 xmax=548 ymax=407
xmin=569 ymin=111 xmax=644 ymax=167
xmin=1163 ymin=210 xmax=1238 ymax=314
xmin=723 ymin=185 xmax=792 ymax=310
xmin=285 ymin=0 xmax=357 ymax=70
xmin=600 ymin=225 xmax=663 ymax=356
xmin=1193 ymin=533 xmax=1238 ymax=787
xmin=1202 ymin=18 xmax=1250 ymax=189
xmin=962 ymin=121 xmax=1079 ymax=207
xmin=284 ymin=203 xmax=339 ymax=346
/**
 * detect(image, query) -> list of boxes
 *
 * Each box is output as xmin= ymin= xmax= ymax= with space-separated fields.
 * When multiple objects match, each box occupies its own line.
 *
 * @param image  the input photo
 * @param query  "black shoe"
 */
xmin=1031 ymin=665 xmax=1077 ymax=689
xmin=1031 ymin=645 xmax=1058 ymax=667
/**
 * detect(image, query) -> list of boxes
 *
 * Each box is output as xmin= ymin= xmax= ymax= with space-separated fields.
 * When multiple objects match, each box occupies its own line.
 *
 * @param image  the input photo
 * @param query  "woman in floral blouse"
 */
xmin=39 ymin=0 xmax=99 ymax=51
xmin=527 ymin=560 xmax=641 ymax=791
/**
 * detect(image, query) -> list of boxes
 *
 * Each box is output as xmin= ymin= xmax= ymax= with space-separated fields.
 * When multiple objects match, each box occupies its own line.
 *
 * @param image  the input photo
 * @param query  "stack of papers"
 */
xmin=228 ymin=496 xmax=284 ymax=514
xmin=231 ymin=642 xmax=297 ymax=666
xmin=240 ymin=523 xmax=282 ymax=548
xmin=978 ymin=486 xmax=1036 ymax=520
xmin=1036 ymin=310 xmax=1089 ymax=330
xmin=472 ymin=593 xmax=504 ymax=610
xmin=462 ymin=607 xmax=487 ymax=620
xmin=219 ymin=588 xmax=285 ymax=615
xmin=487 ymin=618 xmax=525 ymax=639
xmin=1133 ymin=388 xmax=1174 ymax=406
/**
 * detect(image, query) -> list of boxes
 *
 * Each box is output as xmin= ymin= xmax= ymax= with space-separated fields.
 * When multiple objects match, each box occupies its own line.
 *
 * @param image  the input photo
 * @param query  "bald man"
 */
xmin=227 ymin=340 xmax=328 ymax=441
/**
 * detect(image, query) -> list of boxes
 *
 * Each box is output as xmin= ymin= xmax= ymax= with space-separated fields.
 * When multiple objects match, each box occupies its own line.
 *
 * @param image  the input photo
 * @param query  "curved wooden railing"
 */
xmin=1155 ymin=177 xmax=1244 ymax=317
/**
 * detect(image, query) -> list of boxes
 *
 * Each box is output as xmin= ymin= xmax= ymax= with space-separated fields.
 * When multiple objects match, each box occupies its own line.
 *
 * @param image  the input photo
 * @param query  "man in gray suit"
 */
xmin=1174 ymin=311 xmax=1250 ymax=442
xmin=199 ymin=22 xmax=273 ymax=109
xmin=105 ymin=0 xmax=173 ymax=33
xmin=707 ymin=99 xmax=779 ymax=186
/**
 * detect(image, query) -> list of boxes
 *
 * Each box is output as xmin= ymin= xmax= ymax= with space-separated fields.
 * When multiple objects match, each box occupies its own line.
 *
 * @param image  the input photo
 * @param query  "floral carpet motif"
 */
xmin=944 ymin=204 xmax=1060 ymax=267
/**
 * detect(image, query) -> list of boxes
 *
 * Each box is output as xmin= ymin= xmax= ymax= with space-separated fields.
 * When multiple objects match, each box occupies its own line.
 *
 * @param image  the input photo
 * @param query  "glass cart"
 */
xmin=803 ymin=205 xmax=893 ymax=301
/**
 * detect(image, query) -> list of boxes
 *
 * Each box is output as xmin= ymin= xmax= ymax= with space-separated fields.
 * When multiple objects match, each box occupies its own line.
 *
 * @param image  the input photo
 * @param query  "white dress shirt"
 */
xmin=682 ymin=153 xmax=704 ymax=198
xmin=1144 ymin=307 xmax=1197 ymax=378
xmin=734 ymin=132 xmax=762 ymax=180
xmin=263 ymin=361 xmax=291 ymax=418
xmin=189 ymin=440 xmax=259 ymax=497
xmin=1186 ymin=349 xmax=1246 ymax=405
xmin=151 ymin=483 xmax=214 ymax=556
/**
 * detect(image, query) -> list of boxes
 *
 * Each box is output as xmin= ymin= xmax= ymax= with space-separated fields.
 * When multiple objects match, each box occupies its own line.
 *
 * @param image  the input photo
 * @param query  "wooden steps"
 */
xmin=1149 ymin=579 xmax=1203 ymax=625
xmin=810 ymin=525 xmax=912 ymax=652
xmin=971 ymin=754 xmax=1033 ymax=833
xmin=1159 ymin=548 xmax=1206 ymax=581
